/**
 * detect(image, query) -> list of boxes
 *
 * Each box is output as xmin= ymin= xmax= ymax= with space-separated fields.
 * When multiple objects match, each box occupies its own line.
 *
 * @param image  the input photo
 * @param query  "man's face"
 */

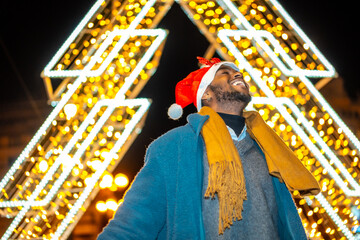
xmin=207 ymin=65 xmax=251 ymax=105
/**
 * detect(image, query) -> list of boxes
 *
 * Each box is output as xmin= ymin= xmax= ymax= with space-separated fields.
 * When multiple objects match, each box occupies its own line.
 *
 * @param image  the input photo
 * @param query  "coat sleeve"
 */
xmin=97 ymin=143 xmax=167 ymax=239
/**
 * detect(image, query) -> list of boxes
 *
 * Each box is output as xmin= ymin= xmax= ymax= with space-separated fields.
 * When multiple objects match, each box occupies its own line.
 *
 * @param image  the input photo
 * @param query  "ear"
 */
xmin=201 ymin=87 xmax=211 ymax=101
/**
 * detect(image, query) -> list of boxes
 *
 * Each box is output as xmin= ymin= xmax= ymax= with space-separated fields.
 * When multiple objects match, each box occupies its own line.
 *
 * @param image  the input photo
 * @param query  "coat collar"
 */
xmin=186 ymin=113 xmax=209 ymax=137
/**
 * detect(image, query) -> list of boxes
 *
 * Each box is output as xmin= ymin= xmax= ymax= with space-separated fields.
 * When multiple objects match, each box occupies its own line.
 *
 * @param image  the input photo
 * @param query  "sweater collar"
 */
xmin=187 ymin=112 xmax=247 ymax=140
xmin=217 ymin=112 xmax=245 ymax=136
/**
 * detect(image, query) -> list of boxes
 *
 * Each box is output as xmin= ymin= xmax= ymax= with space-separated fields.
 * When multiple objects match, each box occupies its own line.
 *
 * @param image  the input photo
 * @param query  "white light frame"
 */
xmin=215 ymin=6 xmax=357 ymax=236
xmin=1 ymin=0 xmax=357 ymax=239
xmin=0 ymin=28 xmax=166 ymax=208
xmin=216 ymin=1 xmax=359 ymax=238
xmin=219 ymin=28 xmax=360 ymax=195
xmin=43 ymin=0 xmax=158 ymax=78
xmin=218 ymin=0 xmax=336 ymax=78
xmin=0 ymin=1 xmax=166 ymax=237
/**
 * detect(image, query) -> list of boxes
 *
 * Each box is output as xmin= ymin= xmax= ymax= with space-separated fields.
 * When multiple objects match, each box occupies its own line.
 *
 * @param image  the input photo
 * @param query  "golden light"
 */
xmin=84 ymin=176 xmax=92 ymax=187
xmin=95 ymin=201 xmax=107 ymax=212
xmin=38 ymin=160 xmax=48 ymax=173
xmin=105 ymin=199 xmax=118 ymax=211
xmin=99 ymin=174 xmax=113 ymax=189
xmin=114 ymin=173 xmax=129 ymax=188
xmin=89 ymin=159 xmax=102 ymax=170
xmin=60 ymin=154 xmax=73 ymax=168
xmin=63 ymin=103 xmax=78 ymax=119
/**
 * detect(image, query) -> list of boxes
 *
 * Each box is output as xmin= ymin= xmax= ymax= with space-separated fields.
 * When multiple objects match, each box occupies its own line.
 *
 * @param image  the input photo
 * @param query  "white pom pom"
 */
xmin=167 ymin=103 xmax=183 ymax=120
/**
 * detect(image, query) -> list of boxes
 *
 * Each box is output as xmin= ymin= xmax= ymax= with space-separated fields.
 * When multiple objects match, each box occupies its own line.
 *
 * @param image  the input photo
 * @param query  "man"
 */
xmin=97 ymin=57 xmax=320 ymax=239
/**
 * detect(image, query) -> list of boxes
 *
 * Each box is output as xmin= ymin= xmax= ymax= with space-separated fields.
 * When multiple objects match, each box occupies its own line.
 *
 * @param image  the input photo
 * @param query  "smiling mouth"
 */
xmin=230 ymin=79 xmax=246 ymax=88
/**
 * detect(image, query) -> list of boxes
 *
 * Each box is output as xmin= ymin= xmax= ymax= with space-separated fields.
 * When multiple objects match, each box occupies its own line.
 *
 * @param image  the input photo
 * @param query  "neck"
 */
xmin=211 ymin=102 xmax=246 ymax=116
xmin=217 ymin=112 xmax=245 ymax=136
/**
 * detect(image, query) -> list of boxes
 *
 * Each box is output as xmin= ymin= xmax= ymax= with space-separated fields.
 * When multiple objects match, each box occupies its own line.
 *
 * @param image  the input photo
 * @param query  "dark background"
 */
xmin=1 ymin=0 xmax=359 ymax=177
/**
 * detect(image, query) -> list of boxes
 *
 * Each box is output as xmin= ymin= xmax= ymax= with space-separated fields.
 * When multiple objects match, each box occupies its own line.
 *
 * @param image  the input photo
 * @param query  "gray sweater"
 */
xmin=202 ymin=131 xmax=280 ymax=239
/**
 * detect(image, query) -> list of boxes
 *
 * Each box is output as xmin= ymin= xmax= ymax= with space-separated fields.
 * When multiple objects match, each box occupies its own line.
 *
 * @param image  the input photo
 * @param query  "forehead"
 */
xmin=216 ymin=64 xmax=239 ymax=73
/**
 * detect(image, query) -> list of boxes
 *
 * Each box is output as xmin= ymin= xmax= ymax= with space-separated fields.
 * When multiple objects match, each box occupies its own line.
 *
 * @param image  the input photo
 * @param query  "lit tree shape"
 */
xmin=0 ymin=0 xmax=359 ymax=239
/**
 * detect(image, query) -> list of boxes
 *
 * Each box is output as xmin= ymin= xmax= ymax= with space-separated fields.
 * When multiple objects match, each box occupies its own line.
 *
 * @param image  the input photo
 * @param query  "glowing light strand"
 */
xmin=247 ymin=97 xmax=355 ymax=240
xmin=249 ymin=97 xmax=360 ymax=196
xmin=43 ymin=0 xmax=158 ymax=78
xmin=218 ymin=28 xmax=360 ymax=196
xmin=1 ymin=0 xmax=356 ymax=239
xmin=1 ymin=0 xmax=165 ymax=237
xmin=219 ymin=27 xmax=356 ymax=237
xmin=0 ymin=29 xmax=166 ymax=240
xmin=43 ymin=0 xmax=105 ymax=78
xmin=218 ymin=0 xmax=360 ymax=153
xmin=0 ymin=2 xmax=166 ymax=238
xmin=0 ymin=0 xmax=163 ymax=205
xmin=218 ymin=0 xmax=335 ymax=78
xmin=0 ymin=29 xmax=166 ymax=209
xmin=54 ymin=98 xmax=150 ymax=239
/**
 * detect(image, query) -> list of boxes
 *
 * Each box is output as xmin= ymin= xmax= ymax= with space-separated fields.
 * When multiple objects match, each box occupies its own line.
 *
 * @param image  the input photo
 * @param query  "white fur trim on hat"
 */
xmin=168 ymin=103 xmax=183 ymax=120
xmin=196 ymin=62 xmax=239 ymax=111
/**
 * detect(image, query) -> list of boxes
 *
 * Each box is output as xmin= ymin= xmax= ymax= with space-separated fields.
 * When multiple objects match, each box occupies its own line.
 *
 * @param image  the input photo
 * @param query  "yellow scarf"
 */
xmin=199 ymin=107 xmax=320 ymax=234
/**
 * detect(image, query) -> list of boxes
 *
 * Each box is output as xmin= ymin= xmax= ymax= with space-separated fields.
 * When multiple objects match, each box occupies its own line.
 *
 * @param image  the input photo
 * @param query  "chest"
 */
xmin=201 ymin=135 xmax=280 ymax=239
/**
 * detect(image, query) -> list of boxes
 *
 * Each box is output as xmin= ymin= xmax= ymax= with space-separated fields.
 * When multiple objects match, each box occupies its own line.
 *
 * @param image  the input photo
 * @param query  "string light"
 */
xmin=0 ymin=0 xmax=164 ymax=238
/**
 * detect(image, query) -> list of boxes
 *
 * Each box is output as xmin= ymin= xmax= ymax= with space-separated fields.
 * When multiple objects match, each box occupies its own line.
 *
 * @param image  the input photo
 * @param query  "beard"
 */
xmin=209 ymin=85 xmax=252 ymax=106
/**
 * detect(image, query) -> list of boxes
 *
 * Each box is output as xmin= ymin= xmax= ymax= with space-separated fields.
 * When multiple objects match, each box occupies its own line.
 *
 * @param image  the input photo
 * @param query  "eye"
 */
xmin=234 ymin=73 xmax=242 ymax=78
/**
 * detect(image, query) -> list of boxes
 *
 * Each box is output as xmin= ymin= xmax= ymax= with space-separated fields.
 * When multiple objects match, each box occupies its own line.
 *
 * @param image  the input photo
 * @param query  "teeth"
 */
xmin=231 ymin=80 xmax=244 ymax=86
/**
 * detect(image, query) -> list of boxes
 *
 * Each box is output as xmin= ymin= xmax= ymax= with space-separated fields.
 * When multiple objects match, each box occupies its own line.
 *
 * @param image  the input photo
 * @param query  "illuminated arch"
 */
xmin=0 ymin=0 xmax=358 ymax=239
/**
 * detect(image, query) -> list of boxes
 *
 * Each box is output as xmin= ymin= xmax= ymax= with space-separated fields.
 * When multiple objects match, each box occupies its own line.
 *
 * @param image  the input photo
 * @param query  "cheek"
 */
xmin=212 ymin=76 xmax=229 ymax=85
xmin=216 ymin=79 xmax=231 ymax=89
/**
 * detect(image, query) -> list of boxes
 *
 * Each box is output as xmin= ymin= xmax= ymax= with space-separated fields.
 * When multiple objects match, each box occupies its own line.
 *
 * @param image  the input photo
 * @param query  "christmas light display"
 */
xmin=0 ymin=0 xmax=359 ymax=239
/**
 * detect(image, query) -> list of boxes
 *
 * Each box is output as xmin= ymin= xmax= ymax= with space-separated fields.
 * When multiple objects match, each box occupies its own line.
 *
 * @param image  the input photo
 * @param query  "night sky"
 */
xmin=1 ymin=0 xmax=359 ymax=177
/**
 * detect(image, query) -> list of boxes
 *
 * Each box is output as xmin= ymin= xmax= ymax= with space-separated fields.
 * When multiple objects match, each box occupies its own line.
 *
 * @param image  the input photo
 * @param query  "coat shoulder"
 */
xmin=144 ymin=124 xmax=199 ymax=174
xmin=149 ymin=124 xmax=196 ymax=150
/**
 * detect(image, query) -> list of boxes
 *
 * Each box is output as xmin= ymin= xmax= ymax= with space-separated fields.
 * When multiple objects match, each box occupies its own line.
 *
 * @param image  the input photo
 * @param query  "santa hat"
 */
xmin=168 ymin=57 xmax=239 ymax=120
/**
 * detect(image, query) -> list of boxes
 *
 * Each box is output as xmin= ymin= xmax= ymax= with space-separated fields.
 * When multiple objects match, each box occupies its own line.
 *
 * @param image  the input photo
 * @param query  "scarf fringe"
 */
xmin=199 ymin=107 xmax=248 ymax=235
xmin=205 ymin=160 xmax=247 ymax=234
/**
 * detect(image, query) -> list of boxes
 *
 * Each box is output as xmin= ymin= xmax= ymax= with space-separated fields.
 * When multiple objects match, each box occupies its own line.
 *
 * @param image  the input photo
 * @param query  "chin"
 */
xmin=236 ymin=91 xmax=252 ymax=105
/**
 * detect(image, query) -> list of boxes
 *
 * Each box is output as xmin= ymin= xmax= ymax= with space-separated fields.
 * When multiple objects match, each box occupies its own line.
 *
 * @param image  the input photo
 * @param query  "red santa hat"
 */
xmin=168 ymin=57 xmax=239 ymax=120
